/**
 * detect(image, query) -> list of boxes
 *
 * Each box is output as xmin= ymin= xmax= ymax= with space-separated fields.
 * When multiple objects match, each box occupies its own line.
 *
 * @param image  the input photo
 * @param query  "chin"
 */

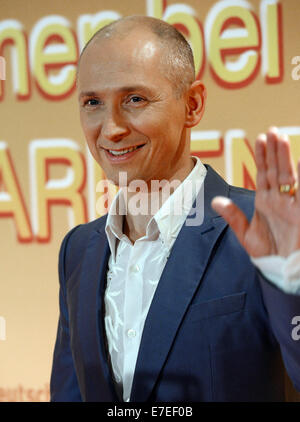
xmin=104 ymin=171 xmax=129 ymax=188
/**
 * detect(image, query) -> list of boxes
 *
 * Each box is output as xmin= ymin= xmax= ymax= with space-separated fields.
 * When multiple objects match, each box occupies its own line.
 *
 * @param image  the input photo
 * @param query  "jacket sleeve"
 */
xmin=258 ymin=272 xmax=300 ymax=392
xmin=50 ymin=226 xmax=83 ymax=402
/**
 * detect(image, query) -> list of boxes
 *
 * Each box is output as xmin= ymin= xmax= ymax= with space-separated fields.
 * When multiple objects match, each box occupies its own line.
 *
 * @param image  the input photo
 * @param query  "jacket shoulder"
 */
xmin=204 ymin=164 xmax=255 ymax=220
xmin=58 ymin=214 xmax=108 ymax=281
xmin=63 ymin=214 xmax=108 ymax=247
xmin=228 ymin=185 xmax=255 ymax=220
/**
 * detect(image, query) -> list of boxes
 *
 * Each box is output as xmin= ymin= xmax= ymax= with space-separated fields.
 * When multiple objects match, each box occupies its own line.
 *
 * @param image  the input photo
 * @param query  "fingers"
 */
xmin=277 ymin=133 xmax=296 ymax=186
xmin=256 ymin=127 xmax=297 ymax=192
xmin=265 ymin=128 xmax=279 ymax=189
xmin=255 ymin=135 xmax=268 ymax=190
xmin=211 ymin=196 xmax=249 ymax=248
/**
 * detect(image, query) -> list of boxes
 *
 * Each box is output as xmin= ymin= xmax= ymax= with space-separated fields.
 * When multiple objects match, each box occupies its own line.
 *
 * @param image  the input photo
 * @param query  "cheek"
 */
xmin=130 ymin=112 xmax=169 ymax=143
xmin=80 ymin=114 xmax=102 ymax=160
xmin=144 ymin=104 xmax=184 ymax=136
xmin=137 ymin=114 xmax=183 ymax=154
xmin=80 ymin=112 xmax=101 ymax=140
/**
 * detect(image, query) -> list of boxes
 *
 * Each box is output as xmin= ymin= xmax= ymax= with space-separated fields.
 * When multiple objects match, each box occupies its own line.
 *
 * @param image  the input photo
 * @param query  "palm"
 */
xmin=212 ymin=128 xmax=300 ymax=258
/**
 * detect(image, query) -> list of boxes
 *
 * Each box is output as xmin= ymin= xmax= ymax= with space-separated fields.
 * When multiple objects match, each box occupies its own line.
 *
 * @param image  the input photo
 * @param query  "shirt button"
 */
xmin=127 ymin=329 xmax=136 ymax=338
xmin=131 ymin=264 xmax=140 ymax=273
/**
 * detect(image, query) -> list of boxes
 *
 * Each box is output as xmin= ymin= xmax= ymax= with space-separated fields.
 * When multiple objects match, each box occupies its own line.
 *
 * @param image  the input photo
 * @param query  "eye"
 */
xmin=83 ymin=98 xmax=101 ymax=107
xmin=128 ymin=96 xmax=145 ymax=104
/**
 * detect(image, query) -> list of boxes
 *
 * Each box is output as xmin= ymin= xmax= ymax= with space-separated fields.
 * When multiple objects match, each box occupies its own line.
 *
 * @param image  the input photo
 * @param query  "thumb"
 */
xmin=211 ymin=196 xmax=250 ymax=249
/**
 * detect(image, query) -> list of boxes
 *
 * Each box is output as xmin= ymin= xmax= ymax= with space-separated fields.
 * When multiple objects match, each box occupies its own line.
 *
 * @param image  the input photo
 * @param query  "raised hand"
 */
xmin=211 ymin=127 xmax=300 ymax=258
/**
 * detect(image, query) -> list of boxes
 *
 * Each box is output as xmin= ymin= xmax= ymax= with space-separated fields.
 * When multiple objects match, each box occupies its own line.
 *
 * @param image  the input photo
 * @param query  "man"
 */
xmin=50 ymin=15 xmax=300 ymax=402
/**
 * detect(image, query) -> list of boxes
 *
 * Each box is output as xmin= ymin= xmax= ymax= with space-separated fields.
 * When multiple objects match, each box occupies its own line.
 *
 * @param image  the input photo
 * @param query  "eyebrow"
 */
xmin=78 ymin=85 xmax=155 ymax=99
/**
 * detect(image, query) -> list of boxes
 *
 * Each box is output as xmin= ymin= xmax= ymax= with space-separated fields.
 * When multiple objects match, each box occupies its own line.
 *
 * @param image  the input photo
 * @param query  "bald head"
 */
xmin=77 ymin=15 xmax=195 ymax=98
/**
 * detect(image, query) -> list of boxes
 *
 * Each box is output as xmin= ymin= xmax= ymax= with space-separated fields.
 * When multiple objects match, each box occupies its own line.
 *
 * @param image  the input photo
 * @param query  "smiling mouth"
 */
xmin=105 ymin=144 xmax=145 ymax=156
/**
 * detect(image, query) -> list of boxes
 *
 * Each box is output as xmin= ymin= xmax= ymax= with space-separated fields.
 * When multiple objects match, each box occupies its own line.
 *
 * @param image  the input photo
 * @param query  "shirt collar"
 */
xmin=105 ymin=156 xmax=207 ymax=260
xmin=153 ymin=156 xmax=206 ymax=248
xmin=105 ymin=188 xmax=128 ymax=262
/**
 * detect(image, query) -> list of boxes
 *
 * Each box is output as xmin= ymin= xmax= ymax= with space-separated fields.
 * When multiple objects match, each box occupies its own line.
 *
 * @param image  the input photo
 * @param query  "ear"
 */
xmin=184 ymin=81 xmax=206 ymax=128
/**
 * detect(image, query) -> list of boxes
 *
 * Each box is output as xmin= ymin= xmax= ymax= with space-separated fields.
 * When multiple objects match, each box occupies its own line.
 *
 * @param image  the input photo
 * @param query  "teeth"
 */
xmin=109 ymin=145 xmax=140 ymax=156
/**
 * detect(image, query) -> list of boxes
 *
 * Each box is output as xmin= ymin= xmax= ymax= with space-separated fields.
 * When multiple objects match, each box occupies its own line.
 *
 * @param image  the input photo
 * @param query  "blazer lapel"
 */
xmin=130 ymin=165 xmax=230 ymax=402
xmin=74 ymin=219 xmax=120 ymax=401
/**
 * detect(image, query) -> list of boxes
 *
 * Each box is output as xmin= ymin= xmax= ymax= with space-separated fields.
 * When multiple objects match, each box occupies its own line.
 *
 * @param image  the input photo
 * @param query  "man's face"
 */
xmin=78 ymin=30 xmax=191 ymax=187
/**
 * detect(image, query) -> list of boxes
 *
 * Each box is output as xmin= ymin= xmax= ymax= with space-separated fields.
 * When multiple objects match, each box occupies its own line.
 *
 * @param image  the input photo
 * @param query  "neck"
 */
xmin=123 ymin=156 xmax=195 ymax=243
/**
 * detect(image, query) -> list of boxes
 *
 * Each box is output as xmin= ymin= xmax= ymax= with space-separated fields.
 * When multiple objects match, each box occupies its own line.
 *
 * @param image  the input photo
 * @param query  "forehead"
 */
xmin=77 ymin=33 xmax=170 ymax=92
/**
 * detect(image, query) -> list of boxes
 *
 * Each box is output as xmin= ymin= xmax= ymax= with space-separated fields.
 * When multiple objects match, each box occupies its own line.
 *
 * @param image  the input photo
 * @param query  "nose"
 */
xmin=101 ymin=107 xmax=130 ymax=142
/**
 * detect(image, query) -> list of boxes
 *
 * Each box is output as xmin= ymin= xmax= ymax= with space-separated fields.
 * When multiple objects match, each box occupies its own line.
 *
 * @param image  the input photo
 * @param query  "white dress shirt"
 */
xmin=104 ymin=156 xmax=206 ymax=401
xmin=252 ymin=252 xmax=300 ymax=295
xmin=104 ymin=156 xmax=300 ymax=402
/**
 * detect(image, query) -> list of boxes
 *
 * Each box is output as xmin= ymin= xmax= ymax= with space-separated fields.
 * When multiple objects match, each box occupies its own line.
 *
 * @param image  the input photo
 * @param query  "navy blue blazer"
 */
xmin=50 ymin=165 xmax=300 ymax=402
